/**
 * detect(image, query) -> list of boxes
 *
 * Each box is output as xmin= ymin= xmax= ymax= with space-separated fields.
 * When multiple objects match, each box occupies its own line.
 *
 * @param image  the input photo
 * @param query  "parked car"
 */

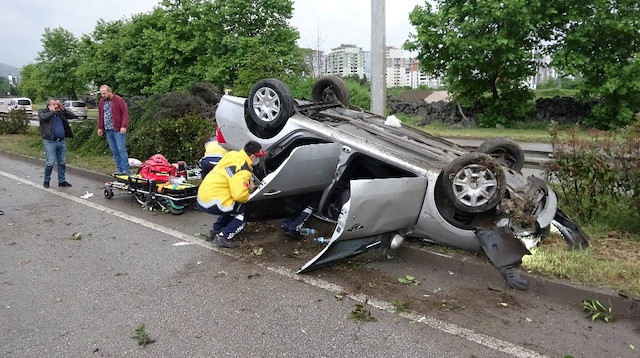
xmin=62 ymin=100 xmax=88 ymax=119
xmin=214 ymin=76 xmax=588 ymax=290
xmin=0 ymin=97 xmax=33 ymax=118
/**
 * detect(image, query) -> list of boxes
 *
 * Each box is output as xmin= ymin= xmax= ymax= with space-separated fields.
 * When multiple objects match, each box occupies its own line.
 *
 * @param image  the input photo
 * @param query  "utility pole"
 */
xmin=371 ymin=0 xmax=386 ymax=116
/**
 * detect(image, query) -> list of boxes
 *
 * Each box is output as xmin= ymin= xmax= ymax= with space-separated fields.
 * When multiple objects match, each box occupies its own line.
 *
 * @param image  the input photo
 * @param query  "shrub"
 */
xmin=127 ymin=113 xmax=214 ymax=164
xmin=0 ymin=111 xmax=30 ymax=134
xmin=545 ymin=122 xmax=640 ymax=232
xmin=189 ymin=82 xmax=221 ymax=106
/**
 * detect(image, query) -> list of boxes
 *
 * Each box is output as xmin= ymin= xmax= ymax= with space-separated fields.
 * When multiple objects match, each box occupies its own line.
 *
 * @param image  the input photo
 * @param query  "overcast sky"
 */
xmin=0 ymin=0 xmax=425 ymax=69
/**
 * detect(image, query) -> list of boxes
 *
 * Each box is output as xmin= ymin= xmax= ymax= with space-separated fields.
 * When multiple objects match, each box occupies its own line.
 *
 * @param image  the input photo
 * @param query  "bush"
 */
xmin=477 ymin=88 xmax=534 ymax=128
xmin=189 ymin=82 xmax=221 ymax=107
xmin=545 ymin=122 xmax=640 ymax=232
xmin=0 ymin=111 xmax=30 ymax=134
xmin=127 ymin=114 xmax=214 ymax=164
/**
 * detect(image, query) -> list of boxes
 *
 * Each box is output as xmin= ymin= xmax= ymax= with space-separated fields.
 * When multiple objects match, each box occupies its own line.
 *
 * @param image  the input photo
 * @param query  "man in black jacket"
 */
xmin=38 ymin=98 xmax=76 ymax=188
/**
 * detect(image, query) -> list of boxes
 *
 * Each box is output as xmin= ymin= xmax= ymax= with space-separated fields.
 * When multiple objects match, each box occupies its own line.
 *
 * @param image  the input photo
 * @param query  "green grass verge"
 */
xmin=522 ymin=233 xmax=640 ymax=298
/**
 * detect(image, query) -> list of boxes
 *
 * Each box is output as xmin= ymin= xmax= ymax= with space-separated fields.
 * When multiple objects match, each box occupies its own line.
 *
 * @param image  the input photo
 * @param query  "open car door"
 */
xmin=244 ymin=143 xmax=341 ymax=221
xmin=298 ymin=176 xmax=427 ymax=273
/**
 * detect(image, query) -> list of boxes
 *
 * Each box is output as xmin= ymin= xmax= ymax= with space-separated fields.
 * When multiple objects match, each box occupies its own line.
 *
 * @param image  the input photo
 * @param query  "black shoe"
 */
xmin=212 ymin=233 xmax=239 ymax=248
xmin=43 ymin=181 xmax=50 ymax=188
xmin=207 ymin=228 xmax=220 ymax=241
xmin=283 ymin=229 xmax=304 ymax=241
xmin=58 ymin=181 xmax=72 ymax=187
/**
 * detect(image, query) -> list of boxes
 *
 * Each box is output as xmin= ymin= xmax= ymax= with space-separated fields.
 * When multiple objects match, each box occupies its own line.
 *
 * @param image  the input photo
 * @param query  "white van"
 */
xmin=0 ymin=97 xmax=34 ymax=118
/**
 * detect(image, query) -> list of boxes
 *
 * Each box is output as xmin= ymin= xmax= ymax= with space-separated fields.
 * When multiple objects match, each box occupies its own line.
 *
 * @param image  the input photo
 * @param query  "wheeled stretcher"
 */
xmin=103 ymin=172 xmax=200 ymax=215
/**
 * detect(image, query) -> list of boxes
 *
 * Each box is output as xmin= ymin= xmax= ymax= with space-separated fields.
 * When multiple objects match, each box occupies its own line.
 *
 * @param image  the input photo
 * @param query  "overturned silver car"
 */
xmin=214 ymin=76 xmax=588 ymax=290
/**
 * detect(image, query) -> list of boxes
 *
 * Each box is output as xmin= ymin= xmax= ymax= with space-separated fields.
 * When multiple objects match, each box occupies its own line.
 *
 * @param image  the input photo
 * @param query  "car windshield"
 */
xmin=17 ymin=100 xmax=31 ymax=105
xmin=72 ymin=101 xmax=85 ymax=107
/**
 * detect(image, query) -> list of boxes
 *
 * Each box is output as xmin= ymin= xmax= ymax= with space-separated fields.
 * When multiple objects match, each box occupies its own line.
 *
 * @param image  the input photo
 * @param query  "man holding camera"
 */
xmin=38 ymin=98 xmax=76 ymax=188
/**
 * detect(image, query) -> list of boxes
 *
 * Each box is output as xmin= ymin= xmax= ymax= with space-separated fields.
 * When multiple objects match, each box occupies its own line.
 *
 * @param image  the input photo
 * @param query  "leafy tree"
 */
xmin=18 ymin=64 xmax=48 ymax=102
xmin=405 ymin=0 xmax=568 ymax=127
xmin=37 ymin=27 xmax=86 ymax=99
xmin=0 ymin=77 xmax=14 ymax=96
xmin=75 ymin=0 xmax=305 ymax=96
xmin=551 ymin=0 xmax=640 ymax=129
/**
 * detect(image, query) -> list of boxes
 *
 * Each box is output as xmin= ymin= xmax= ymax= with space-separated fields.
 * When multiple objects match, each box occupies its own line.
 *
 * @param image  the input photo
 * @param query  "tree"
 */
xmin=74 ymin=0 xmax=305 ymax=96
xmin=551 ymin=0 xmax=640 ymax=129
xmin=37 ymin=27 xmax=86 ymax=99
xmin=0 ymin=77 xmax=13 ymax=96
xmin=18 ymin=64 xmax=48 ymax=102
xmin=404 ymin=0 xmax=567 ymax=127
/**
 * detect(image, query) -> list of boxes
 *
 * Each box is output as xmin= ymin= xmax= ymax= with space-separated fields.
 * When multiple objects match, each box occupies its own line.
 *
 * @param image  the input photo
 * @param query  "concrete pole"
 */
xmin=371 ymin=0 xmax=386 ymax=116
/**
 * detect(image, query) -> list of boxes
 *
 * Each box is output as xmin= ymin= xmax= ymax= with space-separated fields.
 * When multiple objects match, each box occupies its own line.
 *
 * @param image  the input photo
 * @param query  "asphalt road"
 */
xmin=1 ymin=154 xmax=638 ymax=358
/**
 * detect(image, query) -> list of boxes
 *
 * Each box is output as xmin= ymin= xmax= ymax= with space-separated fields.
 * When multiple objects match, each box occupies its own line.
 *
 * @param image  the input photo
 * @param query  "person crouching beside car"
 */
xmin=38 ymin=98 xmax=76 ymax=188
xmin=198 ymin=138 xmax=228 ymax=178
xmin=196 ymin=141 xmax=266 ymax=248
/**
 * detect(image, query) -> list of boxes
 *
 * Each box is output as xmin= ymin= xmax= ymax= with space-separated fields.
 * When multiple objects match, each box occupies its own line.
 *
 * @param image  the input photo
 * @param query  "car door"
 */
xmin=299 ymin=176 xmax=427 ymax=273
xmin=244 ymin=142 xmax=341 ymax=221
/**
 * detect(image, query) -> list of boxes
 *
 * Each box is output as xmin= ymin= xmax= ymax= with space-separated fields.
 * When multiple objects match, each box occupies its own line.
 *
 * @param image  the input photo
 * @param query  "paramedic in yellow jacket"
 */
xmin=196 ymin=141 xmax=266 ymax=248
xmin=198 ymin=138 xmax=228 ymax=178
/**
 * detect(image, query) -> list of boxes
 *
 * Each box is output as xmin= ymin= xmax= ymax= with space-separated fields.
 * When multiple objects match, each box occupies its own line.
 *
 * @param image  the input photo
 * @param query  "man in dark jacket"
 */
xmin=38 ymin=98 xmax=76 ymax=188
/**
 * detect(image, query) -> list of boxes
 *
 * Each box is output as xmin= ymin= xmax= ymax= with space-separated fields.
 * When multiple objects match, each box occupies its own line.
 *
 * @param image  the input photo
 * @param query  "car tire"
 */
xmin=248 ymin=78 xmax=294 ymax=130
xmin=311 ymin=75 xmax=350 ymax=106
xmin=442 ymin=153 xmax=506 ymax=214
xmin=476 ymin=137 xmax=525 ymax=172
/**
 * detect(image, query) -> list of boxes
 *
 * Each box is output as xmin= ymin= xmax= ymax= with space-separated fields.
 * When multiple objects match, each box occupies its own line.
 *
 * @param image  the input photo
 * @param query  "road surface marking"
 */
xmin=0 ymin=170 xmax=548 ymax=358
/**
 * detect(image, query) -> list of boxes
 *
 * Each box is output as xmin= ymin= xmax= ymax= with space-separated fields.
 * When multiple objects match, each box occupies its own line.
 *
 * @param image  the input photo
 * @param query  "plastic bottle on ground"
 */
xmin=314 ymin=237 xmax=328 ymax=244
xmin=298 ymin=228 xmax=316 ymax=236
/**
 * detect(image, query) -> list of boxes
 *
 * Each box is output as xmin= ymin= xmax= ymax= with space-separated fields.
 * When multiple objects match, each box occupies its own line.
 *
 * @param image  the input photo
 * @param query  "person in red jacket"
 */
xmin=97 ymin=85 xmax=130 ymax=175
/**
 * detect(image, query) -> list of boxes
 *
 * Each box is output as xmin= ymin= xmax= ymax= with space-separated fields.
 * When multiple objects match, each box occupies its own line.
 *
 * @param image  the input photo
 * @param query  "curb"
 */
xmin=2 ymin=150 xmax=638 ymax=317
xmin=0 ymin=151 xmax=113 ymax=183
xmin=398 ymin=244 xmax=640 ymax=318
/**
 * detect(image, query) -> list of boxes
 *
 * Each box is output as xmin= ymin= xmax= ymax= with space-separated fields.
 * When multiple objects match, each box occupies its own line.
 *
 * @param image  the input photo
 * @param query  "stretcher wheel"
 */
xmin=167 ymin=199 xmax=185 ymax=215
xmin=104 ymin=188 xmax=114 ymax=199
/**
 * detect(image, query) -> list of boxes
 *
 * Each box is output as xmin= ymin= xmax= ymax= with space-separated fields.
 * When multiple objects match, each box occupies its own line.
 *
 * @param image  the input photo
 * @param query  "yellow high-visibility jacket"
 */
xmin=202 ymin=140 xmax=227 ymax=161
xmin=196 ymin=149 xmax=253 ymax=211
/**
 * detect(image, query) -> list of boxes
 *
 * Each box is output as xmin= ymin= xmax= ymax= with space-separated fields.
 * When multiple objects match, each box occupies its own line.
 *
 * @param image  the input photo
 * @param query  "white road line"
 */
xmin=0 ymin=170 xmax=548 ymax=358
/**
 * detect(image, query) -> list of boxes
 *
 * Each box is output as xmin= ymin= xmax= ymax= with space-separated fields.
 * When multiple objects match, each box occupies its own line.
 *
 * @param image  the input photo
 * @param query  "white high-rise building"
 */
xmin=386 ymin=47 xmax=412 ymax=88
xmin=406 ymin=61 xmax=442 ymax=89
xmin=325 ymin=44 xmax=365 ymax=79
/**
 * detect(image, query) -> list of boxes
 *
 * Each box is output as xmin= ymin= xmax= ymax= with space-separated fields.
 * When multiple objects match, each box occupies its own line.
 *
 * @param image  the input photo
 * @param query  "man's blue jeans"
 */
xmin=43 ymin=139 xmax=67 ymax=183
xmin=105 ymin=130 xmax=130 ymax=173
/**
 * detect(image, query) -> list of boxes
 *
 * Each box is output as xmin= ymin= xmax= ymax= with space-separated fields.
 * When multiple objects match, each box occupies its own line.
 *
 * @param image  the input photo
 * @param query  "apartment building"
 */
xmin=325 ymin=44 xmax=366 ymax=79
xmin=406 ymin=61 xmax=443 ymax=89
xmin=386 ymin=47 xmax=412 ymax=87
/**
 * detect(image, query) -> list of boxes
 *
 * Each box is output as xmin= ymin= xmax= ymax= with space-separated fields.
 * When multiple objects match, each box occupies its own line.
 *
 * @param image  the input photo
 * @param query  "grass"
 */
xmin=522 ymin=232 xmax=640 ymax=298
xmin=394 ymin=114 xmax=598 ymax=143
xmin=0 ymin=130 xmax=115 ymax=175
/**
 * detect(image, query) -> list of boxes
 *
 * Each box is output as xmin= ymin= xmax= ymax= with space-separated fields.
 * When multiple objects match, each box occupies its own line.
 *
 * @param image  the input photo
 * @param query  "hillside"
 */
xmin=0 ymin=63 xmax=21 ymax=77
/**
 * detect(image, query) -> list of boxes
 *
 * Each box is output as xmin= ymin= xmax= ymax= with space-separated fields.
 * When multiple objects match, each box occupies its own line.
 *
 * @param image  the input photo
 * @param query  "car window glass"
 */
xmin=73 ymin=101 xmax=85 ymax=107
xmin=17 ymin=100 xmax=31 ymax=105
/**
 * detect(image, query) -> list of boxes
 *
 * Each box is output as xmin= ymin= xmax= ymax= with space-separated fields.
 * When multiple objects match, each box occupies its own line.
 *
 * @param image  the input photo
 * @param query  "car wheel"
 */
xmin=311 ymin=75 xmax=350 ymax=106
xmin=104 ymin=188 xmax=114 ymax=199
xmin=476 ymin=137 xmax=525 ymax=172
xmin=248 ymin=78 xmax=294 ymax=130
xmin=442 ymin=153 xmax=506 ymax=214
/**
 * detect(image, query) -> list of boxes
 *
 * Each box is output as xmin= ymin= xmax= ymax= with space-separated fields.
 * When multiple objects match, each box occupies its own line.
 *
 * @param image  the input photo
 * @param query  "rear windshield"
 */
xmin=17 ymin=99 xmax=31 ymax=105
xmin=72 ymin=101 xmax=86 ymax=107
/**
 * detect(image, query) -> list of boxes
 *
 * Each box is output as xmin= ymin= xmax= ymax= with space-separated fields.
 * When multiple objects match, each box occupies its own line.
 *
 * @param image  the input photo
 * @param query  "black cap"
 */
xmin=244 ymin=140 xmax=266 ymax=157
